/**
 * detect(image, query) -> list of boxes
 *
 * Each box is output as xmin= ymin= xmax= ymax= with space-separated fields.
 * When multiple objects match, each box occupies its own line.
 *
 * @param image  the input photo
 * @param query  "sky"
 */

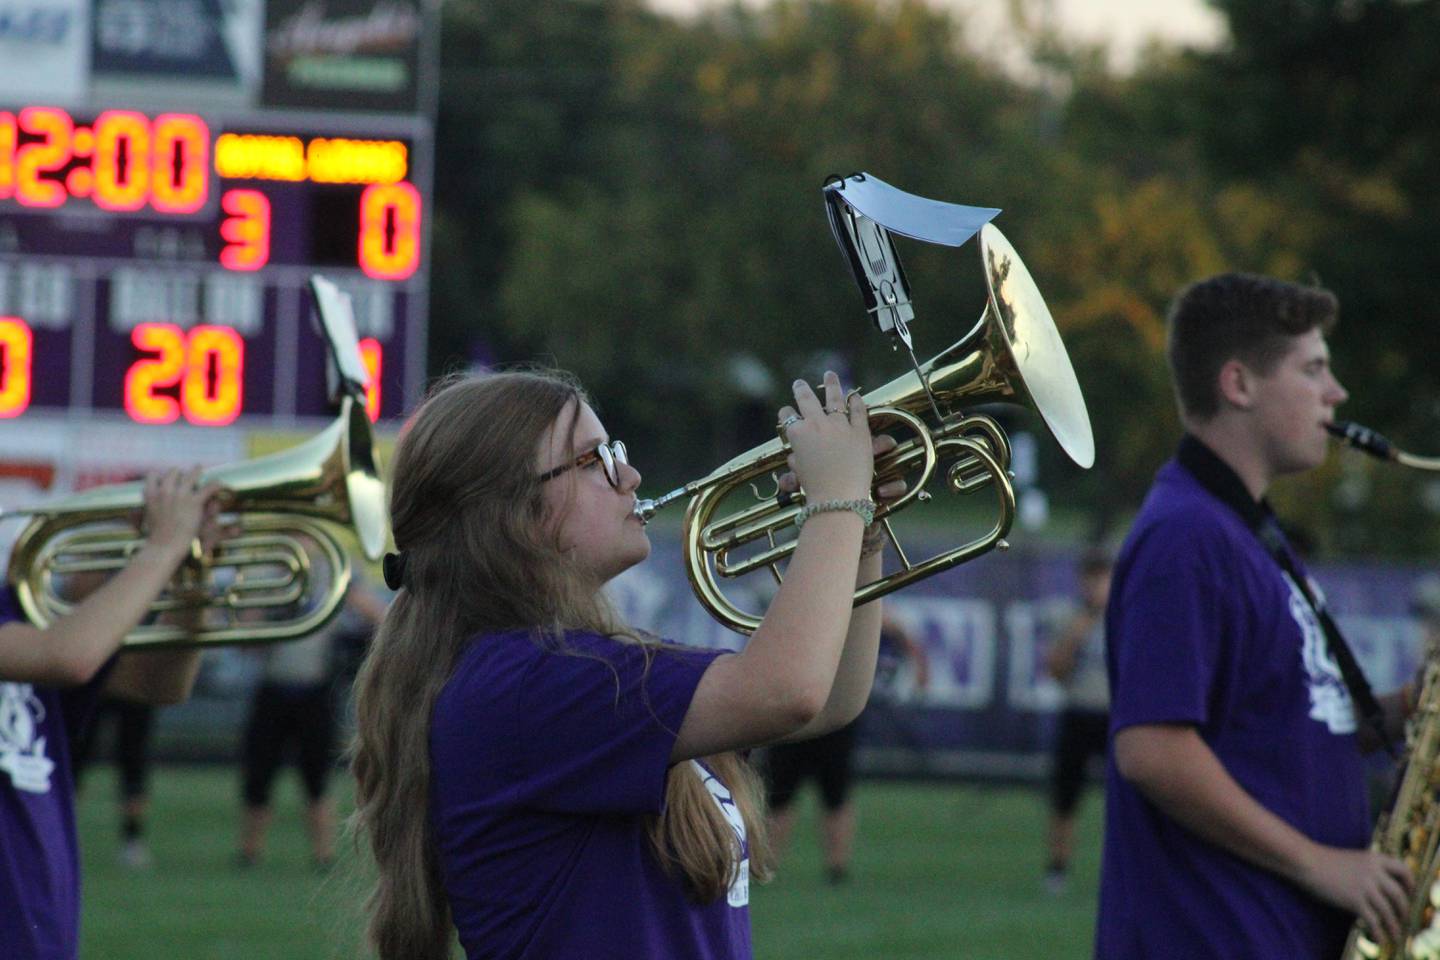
xmin=645 ymin=0 xmax=1229 ymax=72
xmin=1003 ymin=0 xmax=1224 ymax=56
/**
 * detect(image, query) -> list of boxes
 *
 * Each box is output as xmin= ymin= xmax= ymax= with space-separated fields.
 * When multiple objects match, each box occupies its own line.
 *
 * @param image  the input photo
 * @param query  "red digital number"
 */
xmin=125 ymin=323 xmax=185 ymax=423
xmin=181 ymin=326 xmax=243 ymax=425
xmin=124 ymin=324 xmax=245 ymax=426
xmin=0 ymin=317 xmax=32 ymax=418
xmin=3 ymin=109 xmax=212 ymax=212
xmin=93 ymin=111 xmax=150 ymax=212
xmin=359 ymin=338 xmax=382 ymax=422
xmin=357 ymin=181 xmax=422 ymax=280
xmin=150 ymin=114 xmax=208 ymax=214
xmin=219 ymin=189 xmax=271 ymax=271
xmin=0 ymin=112 xmax=14 ymax=201
xmin=15 ymin=107 xmax=71 ymax=208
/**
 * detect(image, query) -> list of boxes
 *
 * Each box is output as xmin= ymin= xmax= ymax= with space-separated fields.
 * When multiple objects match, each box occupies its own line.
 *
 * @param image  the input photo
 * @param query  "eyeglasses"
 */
xmin=538 ymin=440 xmax=629 ymax=489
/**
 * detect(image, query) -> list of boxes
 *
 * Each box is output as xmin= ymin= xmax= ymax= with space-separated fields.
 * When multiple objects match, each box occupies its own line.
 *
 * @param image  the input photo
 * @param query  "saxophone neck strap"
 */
xmin=1176 ymin=434 xmax=1394 ymax=756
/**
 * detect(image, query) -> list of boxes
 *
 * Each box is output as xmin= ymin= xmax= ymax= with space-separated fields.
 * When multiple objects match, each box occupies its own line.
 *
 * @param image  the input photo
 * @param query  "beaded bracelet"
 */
xmin=794 ymin=498 xmax=877 ymax=529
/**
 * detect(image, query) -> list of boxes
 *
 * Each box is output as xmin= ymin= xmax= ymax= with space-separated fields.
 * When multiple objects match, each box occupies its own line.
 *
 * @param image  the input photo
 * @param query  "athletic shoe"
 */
xmin=119 ymin=840 xmax=152 ymax=870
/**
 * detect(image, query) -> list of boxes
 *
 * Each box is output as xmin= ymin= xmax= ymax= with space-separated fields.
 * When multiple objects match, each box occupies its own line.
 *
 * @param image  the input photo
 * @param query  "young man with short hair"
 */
xmin=1096 ymin=273 xmax=1412 ymax=959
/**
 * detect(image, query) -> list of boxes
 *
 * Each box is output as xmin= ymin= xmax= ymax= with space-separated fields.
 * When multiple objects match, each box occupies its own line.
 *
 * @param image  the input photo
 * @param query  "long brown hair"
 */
xmin=349 ymin=370 xmax=770 ymax=960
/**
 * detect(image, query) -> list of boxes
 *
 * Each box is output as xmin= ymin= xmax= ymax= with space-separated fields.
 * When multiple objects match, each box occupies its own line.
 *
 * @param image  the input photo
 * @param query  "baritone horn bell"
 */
xmin=639 ymin=223 xmax=1094 ymax=634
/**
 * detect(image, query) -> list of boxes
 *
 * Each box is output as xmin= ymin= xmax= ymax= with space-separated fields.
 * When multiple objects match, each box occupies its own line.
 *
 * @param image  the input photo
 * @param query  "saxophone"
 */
xmin=1331 ymin=420 xmax=1440 ymax=960
xmin=1342 ymin=650 xmax=1440 ymax=960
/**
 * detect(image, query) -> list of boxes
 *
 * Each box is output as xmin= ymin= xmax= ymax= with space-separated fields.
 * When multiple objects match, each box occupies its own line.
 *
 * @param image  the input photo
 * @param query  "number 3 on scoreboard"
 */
xmin=220 ymin=189 xmax=271 ymax=271
xmin=125 ymin=323 xmax=244 ymax=426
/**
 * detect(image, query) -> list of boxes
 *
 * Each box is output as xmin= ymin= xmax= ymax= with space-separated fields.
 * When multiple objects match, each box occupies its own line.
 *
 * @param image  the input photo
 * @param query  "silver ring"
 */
xmin=824 ymin=406 xmax=841 ymax=415
xmin=779 ymin=414 xmax=802 ymax=430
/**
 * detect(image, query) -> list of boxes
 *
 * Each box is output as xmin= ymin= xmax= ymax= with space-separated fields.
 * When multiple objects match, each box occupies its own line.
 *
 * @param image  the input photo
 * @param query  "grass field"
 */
xmin=76 ymin=766 xmax=1103 ymax=959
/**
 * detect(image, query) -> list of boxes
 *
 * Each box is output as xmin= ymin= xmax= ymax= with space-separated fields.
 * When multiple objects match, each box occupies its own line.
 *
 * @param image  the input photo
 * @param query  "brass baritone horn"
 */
xmin=1330 ymin=419 xmax=1440 ymax=960
xmin=635 ymin=223 xmax=1094 ymax=634
xmin=3 ymin=393 xmax=387 ymax=647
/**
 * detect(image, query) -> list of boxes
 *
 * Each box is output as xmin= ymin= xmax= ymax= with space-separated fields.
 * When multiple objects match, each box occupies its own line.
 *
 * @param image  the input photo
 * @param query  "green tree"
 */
xmin=429 ymin=0 xmax=645 ymax=370
xmin=497 ymin=0 xmax=1084 ymax=482
xmin=425 ymin=0 xmax=1440 ymax=556
xmin=1152 ymin=0 xmax=1440 ymax=555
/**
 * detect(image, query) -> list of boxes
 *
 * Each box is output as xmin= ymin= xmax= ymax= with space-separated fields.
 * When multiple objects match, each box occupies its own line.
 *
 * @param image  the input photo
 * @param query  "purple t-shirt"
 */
xmin=1095 ymin=461 xmax=1370 ymax=960
xmin=0 ymin=589 xmax=108 ymax=960
xmin=429 ymin=629 xmax=749 ymax=960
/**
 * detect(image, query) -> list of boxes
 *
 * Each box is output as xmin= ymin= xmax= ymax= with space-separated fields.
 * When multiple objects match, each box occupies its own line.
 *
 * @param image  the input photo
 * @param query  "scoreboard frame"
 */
xmin=0 ymin=0 xmax=438 ymax=429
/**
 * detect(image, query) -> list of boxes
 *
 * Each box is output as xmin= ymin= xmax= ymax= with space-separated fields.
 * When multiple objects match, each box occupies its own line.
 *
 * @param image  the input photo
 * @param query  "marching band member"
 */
xmin=1096 ymin=274 xmax=1413 ymax=959
xmin=1042 ymin=547 xmax=1112 ymax=895
xmin=350 ymin=368 xmax=899 ymax=960
xmin=0 ymin=469 xmax=224 ymax=959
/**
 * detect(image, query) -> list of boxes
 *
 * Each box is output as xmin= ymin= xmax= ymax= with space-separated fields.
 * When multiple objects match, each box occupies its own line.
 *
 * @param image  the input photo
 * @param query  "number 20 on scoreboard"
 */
xmin=0 ymin=316 xmax=383 ymax=425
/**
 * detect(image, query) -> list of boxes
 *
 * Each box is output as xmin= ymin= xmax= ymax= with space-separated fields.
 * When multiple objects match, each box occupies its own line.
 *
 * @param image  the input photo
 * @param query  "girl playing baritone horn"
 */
xmin=350 ymin=367 xmax=901 ymax=960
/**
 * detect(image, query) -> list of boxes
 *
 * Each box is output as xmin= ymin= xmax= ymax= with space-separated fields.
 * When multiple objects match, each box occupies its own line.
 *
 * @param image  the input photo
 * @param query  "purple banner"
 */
xmin=607 ymin=533 xmax=1431 ymax=781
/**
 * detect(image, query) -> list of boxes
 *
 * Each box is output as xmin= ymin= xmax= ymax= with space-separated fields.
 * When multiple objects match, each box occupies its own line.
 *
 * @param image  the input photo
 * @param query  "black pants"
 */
xmin=240 ymin=682 xmax=336 ymax=806
xmin=71 ymin=698 xmax=154 ymax=801
xmin=765 ymin=723 xmax=859 ymax=812
xmin=1049 ymin=708 xmax=1109 ymax=816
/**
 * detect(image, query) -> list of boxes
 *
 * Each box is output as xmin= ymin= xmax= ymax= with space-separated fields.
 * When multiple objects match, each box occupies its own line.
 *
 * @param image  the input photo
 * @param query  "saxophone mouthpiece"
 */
xmin=1327 ymin=420 xmax=1395 ymax=462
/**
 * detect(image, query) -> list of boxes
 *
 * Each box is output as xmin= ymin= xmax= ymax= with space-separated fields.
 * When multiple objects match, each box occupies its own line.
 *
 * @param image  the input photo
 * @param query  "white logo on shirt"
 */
xmin=0 ymin=683 xmax=55 ymax=794
xmin=1284 ymin=574 xmax=1356 ymax=735
xmin=691 ymin=760 xmax=749 ymax=908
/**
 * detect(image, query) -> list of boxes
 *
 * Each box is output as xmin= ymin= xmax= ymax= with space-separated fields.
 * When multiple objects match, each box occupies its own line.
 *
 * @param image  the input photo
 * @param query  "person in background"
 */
xmin=765 ymin=609 xmax=928 ymax=884
xmin=0 ymin=469 xmax=225 ymax=959
xmin=1411 ymin=576 xmax=1440 ymax=662
xmin=64 ymin=567 xmax=162 ymax=872
xmin=1405 ymin=575 xmax=1440 ymax=728
xmin=70 ymin=695 xmax=157 ymax=869
xmin=1042 ymin=547 xmax=1112 ymax=895
xmin=237 ymin=580 xmax=383 ymax=869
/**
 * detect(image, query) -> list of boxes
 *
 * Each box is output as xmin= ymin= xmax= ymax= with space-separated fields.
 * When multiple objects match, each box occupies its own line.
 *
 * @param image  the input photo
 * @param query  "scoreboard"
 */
xmin=0 ymin=0 xmax=437 ymax=428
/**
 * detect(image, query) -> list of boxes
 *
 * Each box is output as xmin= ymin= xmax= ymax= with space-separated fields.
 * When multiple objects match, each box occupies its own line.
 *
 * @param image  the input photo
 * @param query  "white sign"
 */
xmin=0 ymin=0 xmax=90 ymax=102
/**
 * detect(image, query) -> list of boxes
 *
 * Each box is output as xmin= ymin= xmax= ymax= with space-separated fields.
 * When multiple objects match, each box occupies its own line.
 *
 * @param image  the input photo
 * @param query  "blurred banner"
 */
xmin=261 ymin=0 xmax=424 ymax=112
xmin=151 ymin=531 xmax=1430 ymax=780
xmin=608 ymin=536 xmax=1430 ymax=783
xmin=91 ymin=0 xmax=262 ymax=86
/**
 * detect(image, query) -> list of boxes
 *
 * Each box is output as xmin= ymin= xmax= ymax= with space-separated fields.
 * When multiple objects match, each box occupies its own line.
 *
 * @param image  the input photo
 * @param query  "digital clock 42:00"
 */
xmin=0 ymin=103 xmax=430 ymax=427
xmin=0 ymin=106 xmax=422 ymax=281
